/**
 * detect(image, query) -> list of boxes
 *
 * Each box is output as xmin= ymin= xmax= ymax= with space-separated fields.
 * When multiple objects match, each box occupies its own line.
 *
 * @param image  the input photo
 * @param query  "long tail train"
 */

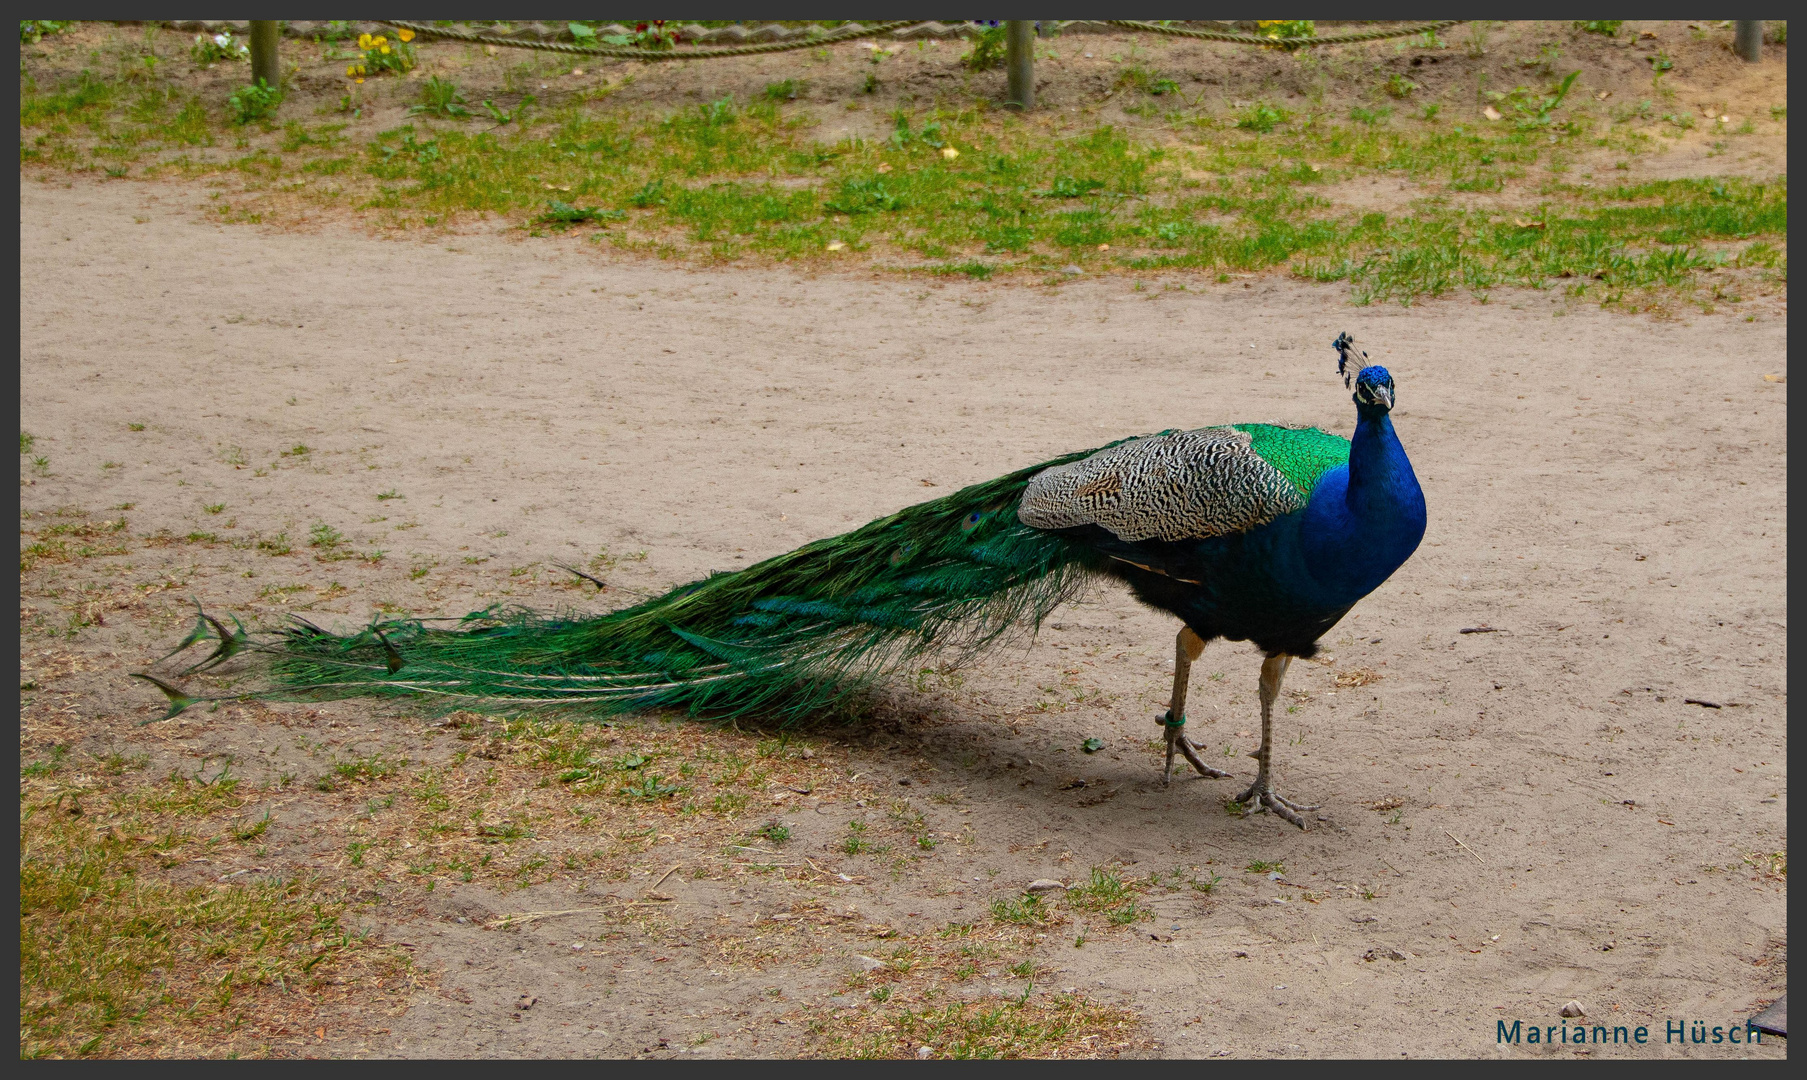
xmin=134 ymin=444 xmax=1123 ymax=724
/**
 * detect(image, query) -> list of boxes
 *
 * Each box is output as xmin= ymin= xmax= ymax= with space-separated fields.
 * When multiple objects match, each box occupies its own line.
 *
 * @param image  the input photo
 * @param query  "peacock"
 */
xmin=136 ymin=332 xmax=1424 ymax=829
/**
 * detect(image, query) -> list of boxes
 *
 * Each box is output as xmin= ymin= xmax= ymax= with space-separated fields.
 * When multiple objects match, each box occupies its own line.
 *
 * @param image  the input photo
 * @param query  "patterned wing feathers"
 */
xmin=1017 ymin=427 xmax=1314 ymax=542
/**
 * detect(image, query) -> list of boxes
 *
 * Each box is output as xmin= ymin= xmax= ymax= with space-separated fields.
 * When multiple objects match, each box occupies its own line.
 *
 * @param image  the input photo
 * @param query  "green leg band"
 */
xmin=1161 ymin=710 xmax=1185 ymax=728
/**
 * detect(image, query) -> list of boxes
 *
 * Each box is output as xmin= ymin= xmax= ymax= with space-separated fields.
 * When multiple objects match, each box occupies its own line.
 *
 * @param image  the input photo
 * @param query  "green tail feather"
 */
xmin=170 ymin=445 xmax=1118 ymax=723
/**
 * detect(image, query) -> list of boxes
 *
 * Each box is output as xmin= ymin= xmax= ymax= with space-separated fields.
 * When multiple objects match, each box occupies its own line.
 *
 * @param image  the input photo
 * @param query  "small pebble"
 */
xmin=1026 ymin=878 xmax=1066 ymax=894
xmin=1561 ymin=999 xmax=1587 ymax=1018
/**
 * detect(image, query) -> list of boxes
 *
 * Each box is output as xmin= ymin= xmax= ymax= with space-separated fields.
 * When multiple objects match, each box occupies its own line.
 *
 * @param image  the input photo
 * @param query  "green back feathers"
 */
xmin=1234 ymin=424 xmax=1349 ymax=498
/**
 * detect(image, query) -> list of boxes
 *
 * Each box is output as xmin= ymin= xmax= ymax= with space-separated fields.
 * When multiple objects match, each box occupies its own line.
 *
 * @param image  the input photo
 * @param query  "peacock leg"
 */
xmin=1162 ymin=627 xmax=1232 ymax=785
xmin=1235 ymin=654 xmax=1320 ymax=828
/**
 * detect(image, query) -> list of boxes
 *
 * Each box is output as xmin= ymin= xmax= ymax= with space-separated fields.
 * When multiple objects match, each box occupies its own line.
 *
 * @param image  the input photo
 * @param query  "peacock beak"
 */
xmin=1356 ymin=382 xmax=1393 ymax=411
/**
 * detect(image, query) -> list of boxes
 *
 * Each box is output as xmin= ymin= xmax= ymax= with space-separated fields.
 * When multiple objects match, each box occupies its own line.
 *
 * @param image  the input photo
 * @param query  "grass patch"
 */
xmin=18 ymin=38 xmax=1786 ymax=310
xmin=20 ymin=777 xmax=408 ymax=1058
xmin=810 ymin=991 xmax=1142 ymax=1059
xmin=1065 ymin=866 xmax=1149 ymax=926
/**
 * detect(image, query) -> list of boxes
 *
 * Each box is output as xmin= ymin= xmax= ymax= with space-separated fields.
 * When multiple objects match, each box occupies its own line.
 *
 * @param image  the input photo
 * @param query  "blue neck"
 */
xmin=1299 ymin=405 xmax=1426 ymax=603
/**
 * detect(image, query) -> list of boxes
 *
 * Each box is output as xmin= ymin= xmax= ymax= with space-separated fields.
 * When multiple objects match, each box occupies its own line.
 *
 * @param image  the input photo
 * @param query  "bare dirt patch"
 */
xmin=19 ymin=148 xmax=1786 ymax=1059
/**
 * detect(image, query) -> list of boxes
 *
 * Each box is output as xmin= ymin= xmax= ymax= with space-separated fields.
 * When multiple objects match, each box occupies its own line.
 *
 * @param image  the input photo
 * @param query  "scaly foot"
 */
xmin=1234 ymin=776 xmax=1320 ymax=830
xmin=1160 ymin=713 xmax=1232 ymax=784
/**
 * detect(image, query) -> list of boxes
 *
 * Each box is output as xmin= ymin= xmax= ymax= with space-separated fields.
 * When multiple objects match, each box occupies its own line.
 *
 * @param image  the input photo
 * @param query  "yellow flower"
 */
xmin=380 ymin=45 xmax=391 ymax=54
xmin=355 ymin=77 xmax=364 ymax=84
xmin=346 ymin=64 xmax=357 ymax=76
xmin=397 ymin=28 xmax=415 ymax=42
xmin=941 ymin=147 xmax=959 ymax=159
xmin=358 ymin=33 xmax=373 ymax=49
xmin=373 ymin=36 xmax=386 ymax=46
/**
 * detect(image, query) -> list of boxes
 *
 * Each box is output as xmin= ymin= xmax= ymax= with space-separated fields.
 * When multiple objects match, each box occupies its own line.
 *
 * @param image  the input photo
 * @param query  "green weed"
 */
xmin=226 ymin=80 xmax=281 ymax=126
xmin=989 ymin=894 xmax=1050 ymax=925
xmin=752 ymin=821 xmax=792 ymax=845
xmin=410 ymin=75 xmax=469 ymax=118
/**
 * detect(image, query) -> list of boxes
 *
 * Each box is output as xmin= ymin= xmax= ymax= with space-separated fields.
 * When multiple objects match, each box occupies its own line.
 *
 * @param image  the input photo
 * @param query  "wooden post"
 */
xmin=1005 ymin=20 xmax=1034 ymax=110
xmin=249 ymin=20 xmax=280 ymax=89
xmin=1734 ymin=20 xmax=1762 ymax=63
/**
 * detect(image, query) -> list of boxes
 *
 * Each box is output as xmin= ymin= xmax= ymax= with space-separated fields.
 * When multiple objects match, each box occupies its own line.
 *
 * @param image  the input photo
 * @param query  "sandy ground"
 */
xmin=18 ymin=175 xmax=1786 ymax=1058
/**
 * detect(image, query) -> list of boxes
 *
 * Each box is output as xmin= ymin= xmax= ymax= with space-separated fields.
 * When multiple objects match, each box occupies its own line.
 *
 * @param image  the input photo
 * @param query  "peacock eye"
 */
xmin=960 ymin=511 xmax=983 ymax=533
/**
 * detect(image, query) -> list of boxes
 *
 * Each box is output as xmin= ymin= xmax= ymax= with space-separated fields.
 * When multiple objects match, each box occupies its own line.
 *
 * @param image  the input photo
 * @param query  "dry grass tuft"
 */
xmin=19 ymin=774 xmax=414 ymax=1058
xmin=805 ymin=990 xmax=1144 ymax=1059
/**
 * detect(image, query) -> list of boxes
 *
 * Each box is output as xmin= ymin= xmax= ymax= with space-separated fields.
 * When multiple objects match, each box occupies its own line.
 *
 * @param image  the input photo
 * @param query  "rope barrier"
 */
xmin=1101 ymin=20 xmax=1466 ymax=49
xmin=379 ymin=19 xmax=921 ymax=61
xmin=378 ymin=19 xmax=1467 ymax=59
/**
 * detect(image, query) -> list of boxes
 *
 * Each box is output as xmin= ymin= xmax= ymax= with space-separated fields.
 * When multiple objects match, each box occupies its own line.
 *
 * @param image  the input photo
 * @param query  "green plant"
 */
xmin=410 ymin=76 xmax=469 ymax=118
xmin=628 ymin=178 xmax=668 ymax=207
xmin=989 ymin=894 xmax=1049 ymax=925
xmin=21 ymin=744 xmax=70 ymax=777
xmin=1573 ymin=21 xmax=1623 ymax=37
xmin=1237 ymin=101 xmax=1290 ymax=133
xmin=1115 ymin=65 xmax=1178 ymax=96
xmin=203 ymin=503 xmax=225 ymax=514
xmin=535 ymin=200 xmax=626 ymax=229
xmin=20 ymin=431 xmax=35 ymax=454
xmin=619 ymin=772 xmax=683 ymax=800
xmin=308 ymin=523 xmax=345 ymax=550
xmin=964 ymin=23 xmax=1007 ymax=70
xmin=345 ymin=28 xmax=416 ymax=80
xmin=1037 ymin=176 xmax=1104 ymax=198
xmin=1486 ymin=71 xmax=1578 ymax=131
xmin=226 ymin=79 xmax=281 ymax=126
xmin=376 ymin=489 xmax=402 ymax=501
xmin=1385 ymin=74 xmax=1418 ymax=99
xmin=594 ymin=20 xmax=677 ymax=49
xmin=825 ymin=177 xmax=906 ymax=214
xmin=752 ymin=821 xmax=791 ymax=845
xmin=1350 ymin=105 xmax=1392 ymax=125
xmin=762 ymin=78 xmax=804 ymax=102
xmin=1255 ymin=20 xmax=1315 ymax=40
xmin=1649 ymin=50 xmax=1674 ymax=74
xmin=191 ymin=31 xmax=248 ymax=67
xmin=20 ymin=20 xmax=73 ymax=44
xmin=1465 ymin=21 xmax=1489 ymax=58
xmin=843 ymin=820 xmax=872 ymax=854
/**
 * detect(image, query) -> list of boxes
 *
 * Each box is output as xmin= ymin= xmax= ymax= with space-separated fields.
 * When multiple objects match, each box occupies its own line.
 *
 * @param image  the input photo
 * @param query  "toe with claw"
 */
xmin=1160 ymin=712 xmax=1233 ymax=785
xmin=1234 ymin=776 xmax=1320 ymax=829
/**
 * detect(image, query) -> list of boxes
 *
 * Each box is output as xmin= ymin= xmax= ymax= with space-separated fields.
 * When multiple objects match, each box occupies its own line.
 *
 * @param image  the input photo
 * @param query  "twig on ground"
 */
xmin=484 ymin=907 xmax=613 ymax=929
xmin=645 ymin=862 xmax=681 ymax=895
xmin=1445 ymin=830 xmax=1486 ymax=864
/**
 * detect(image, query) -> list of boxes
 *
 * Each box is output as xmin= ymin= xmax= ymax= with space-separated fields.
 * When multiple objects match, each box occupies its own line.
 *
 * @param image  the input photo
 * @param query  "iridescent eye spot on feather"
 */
xmin=888 ymin=544 xmax=915 ymax=567
xmin=960 ymin=511 xmax=984 ymax=533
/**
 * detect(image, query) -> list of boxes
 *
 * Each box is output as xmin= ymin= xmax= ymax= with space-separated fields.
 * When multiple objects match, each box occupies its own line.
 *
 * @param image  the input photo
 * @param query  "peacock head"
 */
xmin=1352 ymin=365 xmax=1395 ymax=413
